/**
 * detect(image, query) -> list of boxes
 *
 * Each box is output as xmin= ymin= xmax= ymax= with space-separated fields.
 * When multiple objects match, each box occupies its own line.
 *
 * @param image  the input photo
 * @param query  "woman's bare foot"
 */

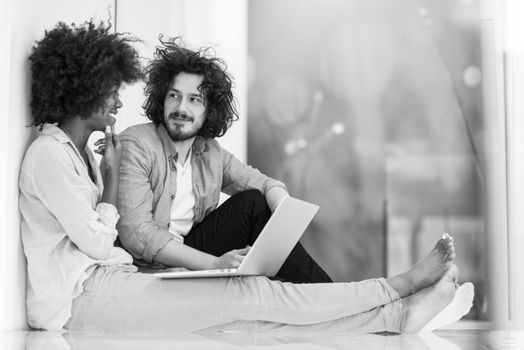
xmin=420 ymin=281 xmax=474 ymax=332
xmin=387 ymin=236 xmax=455 ymax=297
xmin=400 ymin=264 xmax=458 ymax=334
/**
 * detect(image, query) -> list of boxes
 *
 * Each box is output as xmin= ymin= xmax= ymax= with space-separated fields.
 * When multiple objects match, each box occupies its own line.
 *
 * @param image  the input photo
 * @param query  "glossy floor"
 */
xmin=2 ymin=328 xmax=523 ymax=350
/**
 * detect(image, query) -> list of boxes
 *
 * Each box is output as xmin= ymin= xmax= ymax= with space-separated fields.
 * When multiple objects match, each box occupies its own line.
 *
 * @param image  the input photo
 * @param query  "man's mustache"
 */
xmin=169 ymin=112 xmax=193 ymax=121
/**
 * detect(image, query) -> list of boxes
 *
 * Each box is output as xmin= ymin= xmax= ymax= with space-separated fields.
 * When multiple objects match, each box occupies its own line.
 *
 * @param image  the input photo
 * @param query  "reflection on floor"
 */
xmin=2 ymin=328 xmax=523 ymax=350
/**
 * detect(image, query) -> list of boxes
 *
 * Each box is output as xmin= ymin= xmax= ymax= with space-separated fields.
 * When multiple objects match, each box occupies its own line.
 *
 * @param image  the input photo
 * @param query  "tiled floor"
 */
xmin=2 ymin=328 xmax=523 ymax=350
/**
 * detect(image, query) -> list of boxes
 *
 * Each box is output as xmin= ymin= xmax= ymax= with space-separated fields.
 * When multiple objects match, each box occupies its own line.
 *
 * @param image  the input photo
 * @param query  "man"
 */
xmin=117 ymin=38 xmax=332 ymax=283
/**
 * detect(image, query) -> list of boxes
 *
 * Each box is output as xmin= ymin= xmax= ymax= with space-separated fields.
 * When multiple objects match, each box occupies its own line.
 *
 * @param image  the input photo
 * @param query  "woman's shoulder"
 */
xmin=25 ymin=133 xmax=68 ymax=160
xmin=20 ymin=134 xmax=70 ymax=178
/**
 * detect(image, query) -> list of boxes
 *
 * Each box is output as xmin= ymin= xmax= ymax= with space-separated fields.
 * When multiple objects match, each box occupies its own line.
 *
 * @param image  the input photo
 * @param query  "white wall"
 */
xmin=0 ymin=0 xmax=115 ymax=332
xmin=0 ymin=0 xmax=14 ymax=334
xmin=115 ymin=0 xmax=248 ymax=161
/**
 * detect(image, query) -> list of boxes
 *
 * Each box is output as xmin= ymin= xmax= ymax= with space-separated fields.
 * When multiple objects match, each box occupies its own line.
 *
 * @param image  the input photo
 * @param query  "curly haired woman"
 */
xmin=19 ymin=21 xmax=470 ymax=334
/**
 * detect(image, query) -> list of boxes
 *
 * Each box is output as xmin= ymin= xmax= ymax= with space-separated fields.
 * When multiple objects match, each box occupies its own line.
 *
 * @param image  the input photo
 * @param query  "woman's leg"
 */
xmin=185 ymin=190 xmax=332 ymax=283
xmin=386 ymin=236 xmax=455 ymax=298
xmin=65 ymin=265 xmax=401 ymax=334
xmin=399 ymin=264 xmax=459 ymax=333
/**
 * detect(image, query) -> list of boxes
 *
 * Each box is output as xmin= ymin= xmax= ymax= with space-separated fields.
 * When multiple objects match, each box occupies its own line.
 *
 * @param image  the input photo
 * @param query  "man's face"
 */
xmin=89 ymin=85 xmax=122 ymax=130
xmin=163 ymin=72 xmax=206 ymax=142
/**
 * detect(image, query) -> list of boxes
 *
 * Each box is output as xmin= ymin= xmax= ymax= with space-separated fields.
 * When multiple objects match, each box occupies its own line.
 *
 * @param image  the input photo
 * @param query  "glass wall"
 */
xmin=247 ymin=0 xmax=487 ymax=321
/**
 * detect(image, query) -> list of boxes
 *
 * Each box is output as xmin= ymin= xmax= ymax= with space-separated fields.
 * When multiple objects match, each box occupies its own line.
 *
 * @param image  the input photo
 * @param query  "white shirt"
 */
xmin=169 ymin=151 xmax=195 ymax=242
xmin=19 ymin=124 xmax=133 ymax=330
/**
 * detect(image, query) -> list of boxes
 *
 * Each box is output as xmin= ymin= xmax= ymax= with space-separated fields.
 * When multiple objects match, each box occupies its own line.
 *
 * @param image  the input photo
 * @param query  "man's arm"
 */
xmin=155 ymin=241 xmax=250 ymax=270
xmin=117 ymin=134 xmax=170 ymax=263
xmin=220 ymin=145 xmax=289 ymax=211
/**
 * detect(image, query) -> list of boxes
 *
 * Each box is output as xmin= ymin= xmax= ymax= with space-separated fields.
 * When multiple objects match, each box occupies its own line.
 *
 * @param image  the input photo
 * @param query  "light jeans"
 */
xmin=65 ymin=265 xmax=403 ymax=334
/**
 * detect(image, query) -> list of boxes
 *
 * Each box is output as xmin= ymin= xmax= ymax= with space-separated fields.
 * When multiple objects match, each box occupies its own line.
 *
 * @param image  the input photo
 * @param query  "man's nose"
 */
xmin=175 ymin=98 xmax=188 ymax=114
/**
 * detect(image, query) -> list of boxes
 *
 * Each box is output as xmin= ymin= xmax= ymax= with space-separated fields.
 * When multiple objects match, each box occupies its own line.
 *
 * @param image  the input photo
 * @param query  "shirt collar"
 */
xmin=41 ymin=123 xmax=70 ymax=144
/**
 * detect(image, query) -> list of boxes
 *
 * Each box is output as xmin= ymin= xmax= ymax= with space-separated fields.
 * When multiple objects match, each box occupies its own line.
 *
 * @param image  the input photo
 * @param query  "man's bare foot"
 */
xmin=387 ymin=236 xmax=455 ymax=297
xmin=400 ymin=264 xmax=457 ymax=334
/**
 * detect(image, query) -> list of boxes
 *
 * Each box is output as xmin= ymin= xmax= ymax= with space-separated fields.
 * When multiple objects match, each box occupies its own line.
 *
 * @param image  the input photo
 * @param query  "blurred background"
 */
xmin=3 ymin=0 xmax=523 ymax=333
xmin=247 ymin=0 xmax=485 ymax=320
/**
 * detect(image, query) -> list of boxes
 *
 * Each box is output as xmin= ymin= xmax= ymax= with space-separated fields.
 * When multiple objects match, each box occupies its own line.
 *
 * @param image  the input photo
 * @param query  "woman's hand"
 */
xmin=98 ymin=126 xmax=121 ymax=207
xmin=95 ymin=126 xmax=122 ymax=174
xmin=213 ymin=246 xmax=251 ymax=269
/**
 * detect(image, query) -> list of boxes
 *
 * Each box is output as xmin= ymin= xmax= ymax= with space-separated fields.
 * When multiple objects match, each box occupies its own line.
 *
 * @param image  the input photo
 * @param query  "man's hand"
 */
xmin=214 ymin=246 xmax=251 ymax=269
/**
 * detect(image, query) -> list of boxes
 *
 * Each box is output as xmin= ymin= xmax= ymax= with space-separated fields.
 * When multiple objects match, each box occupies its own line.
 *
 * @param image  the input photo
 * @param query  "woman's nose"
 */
xmin=115 ymin=96 xmax=123 ymax=109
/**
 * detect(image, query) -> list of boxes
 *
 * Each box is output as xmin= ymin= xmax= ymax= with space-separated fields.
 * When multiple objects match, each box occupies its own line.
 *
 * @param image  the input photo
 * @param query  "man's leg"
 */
xmin=184 ymin=190 xmax=332 ymax=283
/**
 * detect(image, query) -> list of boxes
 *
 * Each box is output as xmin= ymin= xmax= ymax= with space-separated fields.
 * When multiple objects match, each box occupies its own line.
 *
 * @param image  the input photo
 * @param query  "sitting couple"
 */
xmin=19 ymin=20 xmax=472 ymax=334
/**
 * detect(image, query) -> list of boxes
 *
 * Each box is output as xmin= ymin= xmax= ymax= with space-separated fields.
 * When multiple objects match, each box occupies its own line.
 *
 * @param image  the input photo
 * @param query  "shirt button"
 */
xmin=171 ymin=194 xmax=175 ymax=199
xmin=167 ymin=223 xmax=171 ymax=227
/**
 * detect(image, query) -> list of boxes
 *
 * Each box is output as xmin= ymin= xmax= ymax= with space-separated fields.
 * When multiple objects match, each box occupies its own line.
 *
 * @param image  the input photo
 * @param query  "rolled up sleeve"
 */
xmin=117 ymin=135 xmax=174 ymax=263
xmin=220 ymin=146 xmax=287 ymax=196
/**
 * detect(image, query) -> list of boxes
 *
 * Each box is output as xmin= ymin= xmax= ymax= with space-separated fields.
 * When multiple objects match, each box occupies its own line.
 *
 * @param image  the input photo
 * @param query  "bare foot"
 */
xmin=400 ymin=264 xmax=458 ymax=334
xmin=387 ymin=236 xmax=455 ymax=297
xmin=420 ymin=281 xmax=474 ymax=332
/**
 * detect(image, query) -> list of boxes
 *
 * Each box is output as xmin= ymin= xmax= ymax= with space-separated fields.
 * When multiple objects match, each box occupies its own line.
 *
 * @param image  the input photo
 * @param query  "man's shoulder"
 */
xmin=119 ymin=123 xmax=163 ymax=149
xmin=201 ymin=137 xmax=221 ymax=150
xmin=199 ymin=137 xmax=228 ymax=158
xmin=120 ymin=123 xmax=157 ymax=139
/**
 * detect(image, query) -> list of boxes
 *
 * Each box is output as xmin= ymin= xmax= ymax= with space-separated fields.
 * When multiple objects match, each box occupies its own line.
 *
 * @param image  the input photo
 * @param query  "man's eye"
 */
xmin=192 ymin=97 xmax=203 ymax=103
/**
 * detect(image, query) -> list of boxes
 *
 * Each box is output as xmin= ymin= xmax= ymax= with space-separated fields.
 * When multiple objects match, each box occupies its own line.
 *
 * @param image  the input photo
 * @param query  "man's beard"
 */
xmin=163 ymin=113 xmax=201 ymax=142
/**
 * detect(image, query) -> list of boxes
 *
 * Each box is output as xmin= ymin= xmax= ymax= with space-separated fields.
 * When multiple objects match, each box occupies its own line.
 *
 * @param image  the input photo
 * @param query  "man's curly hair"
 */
xmin=29 ymin=20 xmax=143 ymax=128
xmin=143 ymin=37 xmax=238 ymax=139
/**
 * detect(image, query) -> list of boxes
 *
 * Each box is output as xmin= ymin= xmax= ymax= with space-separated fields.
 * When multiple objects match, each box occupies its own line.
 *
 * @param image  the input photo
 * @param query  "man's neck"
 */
xmin=173 ymin=137 xmax=196 ymax=165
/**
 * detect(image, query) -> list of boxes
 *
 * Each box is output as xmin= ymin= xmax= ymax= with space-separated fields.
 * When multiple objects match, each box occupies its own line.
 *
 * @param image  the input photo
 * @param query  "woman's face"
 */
xmin=89 ymin=85 xmax=123 ymax=130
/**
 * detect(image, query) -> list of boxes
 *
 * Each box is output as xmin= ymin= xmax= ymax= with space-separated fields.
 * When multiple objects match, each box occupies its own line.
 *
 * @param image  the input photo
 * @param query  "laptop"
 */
xmin=153 ymin=196 xmax=319 ymax=279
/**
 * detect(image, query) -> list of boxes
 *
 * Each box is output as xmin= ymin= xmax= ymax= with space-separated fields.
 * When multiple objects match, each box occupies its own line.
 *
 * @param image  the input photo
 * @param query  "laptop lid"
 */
xmin=235 ymin=196 xmax=319 ymax=276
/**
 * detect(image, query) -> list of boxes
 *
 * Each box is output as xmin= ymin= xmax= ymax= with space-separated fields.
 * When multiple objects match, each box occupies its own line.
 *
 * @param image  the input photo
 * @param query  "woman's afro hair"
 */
xmin=29 ymin=20 xmax=143 ymax=127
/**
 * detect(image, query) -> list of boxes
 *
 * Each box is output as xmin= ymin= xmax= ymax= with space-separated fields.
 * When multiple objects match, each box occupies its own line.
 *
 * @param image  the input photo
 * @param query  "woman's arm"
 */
xmin=32 ymin=142 xmax=118 ymax=260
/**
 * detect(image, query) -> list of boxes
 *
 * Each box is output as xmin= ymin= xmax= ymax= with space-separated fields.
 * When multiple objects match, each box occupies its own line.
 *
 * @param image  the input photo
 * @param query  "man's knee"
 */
xmin=232 ymin=190 xmax=269 ymax=214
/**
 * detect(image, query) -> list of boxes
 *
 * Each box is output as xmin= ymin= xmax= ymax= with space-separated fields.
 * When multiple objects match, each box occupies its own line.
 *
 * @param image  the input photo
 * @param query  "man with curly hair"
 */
xmin=117 ymin=39 xmax=333 ymax=283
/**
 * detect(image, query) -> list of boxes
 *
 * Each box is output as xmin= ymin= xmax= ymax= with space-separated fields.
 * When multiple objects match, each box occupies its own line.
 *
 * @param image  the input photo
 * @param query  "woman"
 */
xmin=19 ymin=20 xmax=468 ymax=334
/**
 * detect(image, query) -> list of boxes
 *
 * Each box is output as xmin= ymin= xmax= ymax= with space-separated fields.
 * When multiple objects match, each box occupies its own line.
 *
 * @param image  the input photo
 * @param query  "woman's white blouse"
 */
xmin=19 ymin=124 xmax=133 ymax=330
